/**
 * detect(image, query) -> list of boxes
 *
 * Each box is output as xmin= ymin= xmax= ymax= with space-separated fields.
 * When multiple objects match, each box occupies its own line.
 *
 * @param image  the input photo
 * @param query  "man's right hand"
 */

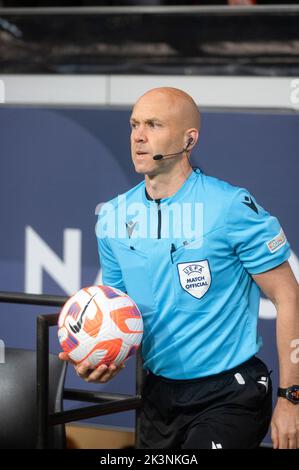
xmin=59 ymin=352 xmax=125 ymax=383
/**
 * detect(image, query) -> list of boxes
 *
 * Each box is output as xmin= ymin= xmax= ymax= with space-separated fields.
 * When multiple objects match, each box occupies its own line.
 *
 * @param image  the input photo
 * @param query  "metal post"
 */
xmin=135 ymin=348 xmax=144 ymax=449
xmin=36 ymin=315 xmax=50 ymax=449
xmin=36 ymin=313 xmax=60 ymax=449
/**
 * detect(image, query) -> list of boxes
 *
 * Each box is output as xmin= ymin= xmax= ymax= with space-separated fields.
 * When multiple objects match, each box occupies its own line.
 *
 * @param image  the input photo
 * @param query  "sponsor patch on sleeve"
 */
xmin=266 ymin=228 xmax=287 ymax=253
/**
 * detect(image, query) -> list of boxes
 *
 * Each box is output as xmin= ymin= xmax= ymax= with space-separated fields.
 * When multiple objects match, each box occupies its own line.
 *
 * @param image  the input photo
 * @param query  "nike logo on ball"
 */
xmin=70 ymin=293 xmax=97 ymax=334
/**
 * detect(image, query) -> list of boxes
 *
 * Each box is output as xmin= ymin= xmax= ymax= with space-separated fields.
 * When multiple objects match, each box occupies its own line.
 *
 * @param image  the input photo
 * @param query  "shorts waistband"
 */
xmin=146 ymin=356 xmax=263 ymax=385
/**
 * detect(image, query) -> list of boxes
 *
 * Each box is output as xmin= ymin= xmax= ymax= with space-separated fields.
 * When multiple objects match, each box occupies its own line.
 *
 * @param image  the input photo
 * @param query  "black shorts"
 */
xmin=139 ymin=356 xmax=272 ymax=449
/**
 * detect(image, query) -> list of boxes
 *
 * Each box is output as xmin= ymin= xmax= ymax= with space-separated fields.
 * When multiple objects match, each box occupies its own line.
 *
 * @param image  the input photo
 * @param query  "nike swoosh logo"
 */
xmin=242 ymin=196 xmax=258 ymax=214
xmin=69 ymin=293 xmax=97 ymax=334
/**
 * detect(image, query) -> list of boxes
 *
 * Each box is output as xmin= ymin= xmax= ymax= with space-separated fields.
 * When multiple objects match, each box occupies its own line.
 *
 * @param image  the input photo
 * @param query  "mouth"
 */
xmin=135 ymin=151 xmax=150 ymax=158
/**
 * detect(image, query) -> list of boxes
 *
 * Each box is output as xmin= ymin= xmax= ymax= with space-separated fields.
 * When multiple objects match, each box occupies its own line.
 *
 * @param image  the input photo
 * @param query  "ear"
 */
xmin=185 ymin=129 xmax=198 ymax=150
xmin=184 ymin=138 xmax=193 ymax=150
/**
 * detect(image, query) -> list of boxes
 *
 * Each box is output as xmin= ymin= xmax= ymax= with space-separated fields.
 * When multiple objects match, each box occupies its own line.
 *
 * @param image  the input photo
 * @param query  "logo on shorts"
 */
xmin=177 ymin=260 xmax=211 ymax=299
xmin=267 ymin=228 xmax=287 ymax=253
xmin=212 ymin=441 xmax=223 ymax=449
xmin=257 ymin=376 xmax=269 ymax=393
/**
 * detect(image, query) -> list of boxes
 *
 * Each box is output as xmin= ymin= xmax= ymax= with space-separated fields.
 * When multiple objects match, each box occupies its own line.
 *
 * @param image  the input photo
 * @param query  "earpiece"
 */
xmin=185 ymin=138 xmax=194 ymax=150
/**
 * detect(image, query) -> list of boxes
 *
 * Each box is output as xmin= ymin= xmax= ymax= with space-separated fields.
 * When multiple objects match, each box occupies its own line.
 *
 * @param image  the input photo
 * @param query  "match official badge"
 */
xmin=177 ymin=260 xmax=211 ymax=299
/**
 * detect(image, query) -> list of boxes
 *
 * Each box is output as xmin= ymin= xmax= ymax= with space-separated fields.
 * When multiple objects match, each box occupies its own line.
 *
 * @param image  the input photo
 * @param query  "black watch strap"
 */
xmin=277 ymin=387 xmax=287 ymax=398
xmin=277 ymin=385 xmax=299 ymax=404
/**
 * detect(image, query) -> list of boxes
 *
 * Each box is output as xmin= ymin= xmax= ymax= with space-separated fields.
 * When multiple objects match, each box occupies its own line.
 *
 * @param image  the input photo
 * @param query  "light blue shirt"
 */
xmin=96 ymin=170 xmax=290 ymax=379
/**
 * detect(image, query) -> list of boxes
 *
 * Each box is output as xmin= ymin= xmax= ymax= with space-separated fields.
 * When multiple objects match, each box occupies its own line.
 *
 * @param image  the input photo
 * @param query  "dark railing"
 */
xmin=0 ymin=291 xmax=143 ymax=449
xmin=1 ymin=5 xmax=299 ymax=15
xmin=0 ymin=291 xmax=67 ymax=306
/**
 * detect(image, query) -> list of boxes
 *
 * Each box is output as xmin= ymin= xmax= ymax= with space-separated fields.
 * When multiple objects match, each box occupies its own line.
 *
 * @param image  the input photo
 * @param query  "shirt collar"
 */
xmin=143 ymin=168 xmax=200 ymax=205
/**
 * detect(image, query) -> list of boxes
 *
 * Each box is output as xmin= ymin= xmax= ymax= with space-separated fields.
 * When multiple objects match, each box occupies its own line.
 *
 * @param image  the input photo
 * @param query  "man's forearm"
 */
xmin=276 ymin=295 xmax=299 ymax=387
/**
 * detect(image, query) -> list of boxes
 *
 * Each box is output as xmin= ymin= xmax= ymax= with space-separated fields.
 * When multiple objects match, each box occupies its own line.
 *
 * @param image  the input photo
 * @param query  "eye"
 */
xmin=130 ymin=122 xmax=138 ymax=129
xmin=148 ymin=121 xmax=160 ymax=128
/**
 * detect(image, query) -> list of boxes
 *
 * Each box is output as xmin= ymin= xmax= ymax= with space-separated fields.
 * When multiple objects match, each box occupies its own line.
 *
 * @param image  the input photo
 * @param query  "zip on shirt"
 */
xmin=155 ymin=199 xmax=161 ymax=239
xmin=144 ymin=189 xmax=162 ymax=240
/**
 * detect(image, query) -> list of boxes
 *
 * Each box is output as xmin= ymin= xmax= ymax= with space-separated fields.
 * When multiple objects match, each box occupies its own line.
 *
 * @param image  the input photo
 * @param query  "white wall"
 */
xmin=0 ymin=74 xmax=298 ymax=110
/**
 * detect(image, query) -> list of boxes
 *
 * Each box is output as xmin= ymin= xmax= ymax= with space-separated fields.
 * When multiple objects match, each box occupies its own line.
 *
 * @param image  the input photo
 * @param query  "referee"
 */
xmin=60 ymin=87 xmax=299 ymax=449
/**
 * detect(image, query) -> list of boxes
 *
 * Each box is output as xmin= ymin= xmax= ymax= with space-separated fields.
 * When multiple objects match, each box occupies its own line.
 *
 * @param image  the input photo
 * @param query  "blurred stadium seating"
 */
xmin=0 ymin=3 xmax=299 ymax=76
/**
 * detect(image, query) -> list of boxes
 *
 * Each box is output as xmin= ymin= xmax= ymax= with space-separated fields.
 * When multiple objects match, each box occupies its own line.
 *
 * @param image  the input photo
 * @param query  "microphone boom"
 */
xmin=152 ymin=149 xmax=185 ymax=161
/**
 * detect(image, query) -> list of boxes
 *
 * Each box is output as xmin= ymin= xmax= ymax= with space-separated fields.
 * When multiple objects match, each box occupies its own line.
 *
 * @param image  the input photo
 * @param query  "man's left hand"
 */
xmin=271 ymin=398 xmax=299 ymax=449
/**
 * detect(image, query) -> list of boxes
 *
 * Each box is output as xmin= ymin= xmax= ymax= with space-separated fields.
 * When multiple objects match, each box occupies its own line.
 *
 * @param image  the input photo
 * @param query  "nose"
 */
xmin=132 ymin=125 xmax=147 ymax=143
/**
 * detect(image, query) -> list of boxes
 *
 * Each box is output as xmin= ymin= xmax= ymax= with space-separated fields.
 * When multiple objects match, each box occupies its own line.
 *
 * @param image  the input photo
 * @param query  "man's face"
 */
xmin=130 ymin=92 xmax=185 ymax=175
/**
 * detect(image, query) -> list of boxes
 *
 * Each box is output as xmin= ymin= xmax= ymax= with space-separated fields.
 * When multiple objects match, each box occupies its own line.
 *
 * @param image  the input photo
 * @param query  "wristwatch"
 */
xmin=277 ymin=385 xmax=299 ymax=404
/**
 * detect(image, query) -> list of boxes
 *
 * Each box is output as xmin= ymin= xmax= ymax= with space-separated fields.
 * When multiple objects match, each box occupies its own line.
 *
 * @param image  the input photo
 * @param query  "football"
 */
xmin=58 ymin=285 xmax=143 ymax=367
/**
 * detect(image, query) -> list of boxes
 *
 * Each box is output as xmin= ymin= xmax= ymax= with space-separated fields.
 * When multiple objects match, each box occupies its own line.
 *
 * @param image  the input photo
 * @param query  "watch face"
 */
xmin=287 ymin=386 xmax=299 ymax=404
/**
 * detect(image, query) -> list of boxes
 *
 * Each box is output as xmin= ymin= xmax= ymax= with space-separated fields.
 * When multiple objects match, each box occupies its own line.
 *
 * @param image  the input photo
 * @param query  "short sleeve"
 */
xmin=96 ymin=210 xmax=127 ymax=293
xmin=226 ymin=188 xmax=291 ymax=275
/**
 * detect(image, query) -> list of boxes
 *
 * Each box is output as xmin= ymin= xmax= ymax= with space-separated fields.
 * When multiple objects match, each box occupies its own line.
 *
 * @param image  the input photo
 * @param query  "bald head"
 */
xmin=130 ymin=87 xmax=200 ymax=177
xmin=134 ymin=87 xmax=200 ymax=132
